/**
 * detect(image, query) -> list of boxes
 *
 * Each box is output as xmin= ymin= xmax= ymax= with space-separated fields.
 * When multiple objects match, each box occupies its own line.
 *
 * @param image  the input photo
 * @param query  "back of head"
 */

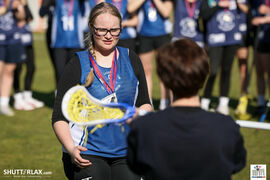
xmin=156 ymin=39 xmax=209 ymax=99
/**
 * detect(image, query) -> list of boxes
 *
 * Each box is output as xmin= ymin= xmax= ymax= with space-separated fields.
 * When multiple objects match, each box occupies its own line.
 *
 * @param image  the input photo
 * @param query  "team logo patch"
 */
xmin=180 ymin=17 xmax=197 ymax=38
xmin=217 ymin=11 xmax=235 ymax=32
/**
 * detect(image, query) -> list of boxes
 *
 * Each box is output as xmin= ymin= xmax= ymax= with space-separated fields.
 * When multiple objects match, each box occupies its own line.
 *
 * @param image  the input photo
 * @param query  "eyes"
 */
xmin=92 ymin=26 xmax=121 ymax=37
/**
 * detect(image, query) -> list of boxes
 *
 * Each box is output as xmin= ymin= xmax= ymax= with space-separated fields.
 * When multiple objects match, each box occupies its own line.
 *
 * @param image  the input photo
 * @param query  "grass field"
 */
xmin=0 ymin=33 xmax=269 ymax=179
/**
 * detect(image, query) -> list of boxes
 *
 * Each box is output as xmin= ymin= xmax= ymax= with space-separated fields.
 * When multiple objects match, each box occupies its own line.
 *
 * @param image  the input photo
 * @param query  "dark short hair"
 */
xmin=156 ymin=39 xmax=209 ymax=99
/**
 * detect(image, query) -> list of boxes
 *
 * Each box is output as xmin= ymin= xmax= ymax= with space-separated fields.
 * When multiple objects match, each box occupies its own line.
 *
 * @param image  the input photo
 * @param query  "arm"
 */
xmin=122 ymin=13 xmax=138 ymax=28
xmin=237 ymin=2 xmax=249 ymax=14
xmin=52 ymin=56 xmax=91 ymax=168
xmin=53 ymin=121 xmax=91 ymax=168
xmin=127 ymin=0 xmax=145 ymax=14
xmin=153 ymin=0 xmax=173 ymax=18
xmin=129 ymin=50 xmax=152 ymax=112
xmin=199 ymin=0 xmax=230 ymax=21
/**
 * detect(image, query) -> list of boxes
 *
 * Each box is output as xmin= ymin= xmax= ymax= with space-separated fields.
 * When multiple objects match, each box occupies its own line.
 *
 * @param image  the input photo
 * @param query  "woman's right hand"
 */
xmin=69 ymin=146 xmax=92 ymax=168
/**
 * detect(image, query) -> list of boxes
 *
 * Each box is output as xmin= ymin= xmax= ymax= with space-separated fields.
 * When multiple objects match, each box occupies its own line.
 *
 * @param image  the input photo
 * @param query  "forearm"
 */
xmin=237 ymin=3 xmax=248 ymax=14
xmin=0 ymin=6 xmax=6 ymax=15
xmin=122 ymin=15 xmax=138 ymax=27
xmin=127 ymin=0 xmax=145 ymax=14
xmin=153 ymin=0 xmax=173 ymax=18
xmin=53 ymin=121 xmax=75 ymax=155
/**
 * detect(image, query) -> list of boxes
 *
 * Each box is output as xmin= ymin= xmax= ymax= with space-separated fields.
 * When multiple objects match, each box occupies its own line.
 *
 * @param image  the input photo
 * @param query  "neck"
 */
xmin=95 ymin=48 xmax=117 ymax=68
xmin=171 ymin=95 xmax=200 ymax=107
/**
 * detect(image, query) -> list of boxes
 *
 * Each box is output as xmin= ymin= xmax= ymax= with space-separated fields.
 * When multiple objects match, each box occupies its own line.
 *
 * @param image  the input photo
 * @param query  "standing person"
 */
xmin=0 ymin=0 xmax=25 ymax=116
xmin=200 ymin=0 xmax=247 ymax=115
xmin=106 ymin=0 xmax=138 ymax=51
xmin=128 ymin=0 xmax=173 ymax=110
xmin=52 ymin=2 xmax=152 ymax=180
xmin=39 ymin=0 xmax=56 ymax=86
xmin=252 ymin=0 xmax=270 ymax=114
xmin=235 ymin=0 xmax=253 ymax=119
xmin=51 ymin=0 xmax=85 ymax=85
xmin=172 ymin=0 xmax=204 ymax=48
xmin=13 ymin=0 xmax=44 ymax=110
xmin=127 ymin=38 xmax=247 ymax=180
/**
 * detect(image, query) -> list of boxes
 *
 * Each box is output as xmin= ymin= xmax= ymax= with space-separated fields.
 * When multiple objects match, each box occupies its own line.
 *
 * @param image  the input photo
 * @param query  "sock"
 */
xmin=219 ymin=96 xmax=229 ymax=106
xmin=0 ymin=96 xmax=10 ymax=107
xmin=201 ymin=98 xmax=210 ymax=108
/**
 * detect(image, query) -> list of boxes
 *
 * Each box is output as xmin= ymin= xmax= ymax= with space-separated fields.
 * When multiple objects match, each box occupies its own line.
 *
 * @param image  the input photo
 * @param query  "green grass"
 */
xmin=0 ymin=33 xmax=269 ymax=179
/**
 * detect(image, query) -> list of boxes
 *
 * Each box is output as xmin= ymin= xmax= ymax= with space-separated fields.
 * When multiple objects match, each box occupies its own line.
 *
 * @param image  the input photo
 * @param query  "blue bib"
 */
xmin=173 ymin=0 xmax=204 ymax=46
xmin=51 ymin=0 xmax=84 ymax=48
xmin=69 ymin=47 xmax=139 ymax=157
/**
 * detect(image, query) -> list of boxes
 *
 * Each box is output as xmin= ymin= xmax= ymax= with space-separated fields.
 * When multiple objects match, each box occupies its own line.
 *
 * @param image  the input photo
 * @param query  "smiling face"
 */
xmin=92 ymin=13 xmax=121 ymax=53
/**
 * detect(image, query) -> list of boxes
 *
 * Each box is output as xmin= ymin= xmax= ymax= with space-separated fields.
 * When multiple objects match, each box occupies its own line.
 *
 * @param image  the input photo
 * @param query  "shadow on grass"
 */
xmin=32 ymin=90 xmax=55 ymax=108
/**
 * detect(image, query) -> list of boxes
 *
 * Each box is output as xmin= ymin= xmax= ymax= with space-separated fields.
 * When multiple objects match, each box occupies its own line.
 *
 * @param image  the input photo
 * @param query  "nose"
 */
xmin=104 ymin=31 xmax=112 ymax=39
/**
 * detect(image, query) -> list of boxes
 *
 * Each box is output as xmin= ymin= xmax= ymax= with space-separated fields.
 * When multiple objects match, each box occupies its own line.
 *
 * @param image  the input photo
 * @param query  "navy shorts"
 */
xmin=137 ymin=34 xmax=171 ymax=53
xmin=0 ymin=43 xmax=25 ymax=63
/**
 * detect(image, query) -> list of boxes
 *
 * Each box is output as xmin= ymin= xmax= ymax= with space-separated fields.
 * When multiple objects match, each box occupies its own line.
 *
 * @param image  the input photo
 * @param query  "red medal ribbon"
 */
xmin=185 ymin=0 xmax=196 ymax=18
xmin=88 ymin=49 xmax=118 ymax=94
xmin=64 ymin=0 xmax=74 ymax=17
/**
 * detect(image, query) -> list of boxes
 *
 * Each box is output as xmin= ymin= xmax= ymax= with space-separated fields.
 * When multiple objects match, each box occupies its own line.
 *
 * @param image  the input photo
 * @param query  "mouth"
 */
xmin=103 ymin=40 xmax=113 ymax=45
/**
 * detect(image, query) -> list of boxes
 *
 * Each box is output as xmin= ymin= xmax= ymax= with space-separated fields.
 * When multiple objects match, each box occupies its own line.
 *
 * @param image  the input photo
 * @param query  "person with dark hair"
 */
xmin=52 ymin=2 xmax=152 ymax=180
xmin=127 ymin=38 xmax=246 ymax=180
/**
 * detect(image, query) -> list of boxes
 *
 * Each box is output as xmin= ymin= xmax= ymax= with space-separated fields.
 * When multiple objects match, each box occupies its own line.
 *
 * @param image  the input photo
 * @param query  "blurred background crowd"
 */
xmin=0 ymin=0 xmax=269 ymax=120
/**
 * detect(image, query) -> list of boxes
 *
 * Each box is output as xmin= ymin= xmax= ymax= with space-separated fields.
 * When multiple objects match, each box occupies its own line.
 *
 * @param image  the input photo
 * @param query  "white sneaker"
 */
xmin=216 ymin=104 xmax=229 ymax=115
xmin=14 ymin=99 xmax=35 ymax=111
xmin=23 ymin=91 xmax=44 ymax=109
xmin=0 ymin=105 xmax=14 ymax=116
xmin=14 ymin=93 xmax=35 ymax=111
xmin=24 ymin=97 xmax=44 ymax=108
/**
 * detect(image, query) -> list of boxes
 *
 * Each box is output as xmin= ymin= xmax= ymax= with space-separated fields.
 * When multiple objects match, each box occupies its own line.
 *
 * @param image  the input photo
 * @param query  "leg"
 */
xmin=0 ymin=63 xmax=16 ymax=116
xmin=22 ymin=45 xmax=43 ymax=109
xmin=217 ymin=45 xmax=238 ymax=115
xmin=111 ymin=158 xmax=140 ymax=180
xmin=62 ymin=153 xmax=111 ymax=180
xmin=24 ymin=45 xmax=35 ymax=91
xmin=201 ymin=46 xmax=223 ymax=110
xmin=255 ymin=51 xmax=266 ymax=106
xmin=13 ymin=62 xmax=22 ymax=93
xmin=139 ymin=51 xmax=154 ymax=98
xmin=1 ymin=63 xmax=16 ymax=97
xmin=237 ymin=46 xmax=248 ymax=95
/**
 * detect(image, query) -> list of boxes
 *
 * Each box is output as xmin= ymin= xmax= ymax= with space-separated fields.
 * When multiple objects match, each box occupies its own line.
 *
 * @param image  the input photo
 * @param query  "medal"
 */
xmin=148 ymin=2 xmax=157 ymax=22
xmin=223 ymin=13 xmax=231 ymax=22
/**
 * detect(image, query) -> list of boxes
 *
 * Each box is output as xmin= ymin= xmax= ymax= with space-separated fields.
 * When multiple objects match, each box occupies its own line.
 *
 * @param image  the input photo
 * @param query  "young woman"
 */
xmin=0 ymin=0 xmax=25 ymax=116
xmin=127 ymin=39 xmax=246 ymax=180
xmin=13 ymin=0 xmax=44 ymax=110
xmin=200 ymin=0 xmax=247 ymax=115
xmin=52 ymin=2 xmax=152 ymax=180
xmin=252 ymin=0 xmax=270 ymax=114
xmin=128 ymin=0 xmax=173 ymax=109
